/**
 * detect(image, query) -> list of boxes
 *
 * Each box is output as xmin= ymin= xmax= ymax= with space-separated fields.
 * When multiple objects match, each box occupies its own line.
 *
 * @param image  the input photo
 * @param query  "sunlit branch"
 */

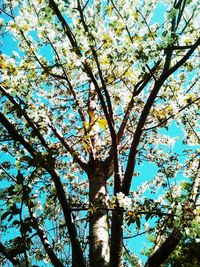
xmin=110 ymin=0 xmax=133 ymax=43
xmin=44 ymin=35 xmax=87 ymax=130
xmin=146 ymin=159 xmax=199 ymax=266
xmin=145 ymin=64 xmax=157 ymax=82
xmin=175 ymin=0 xmax=187 ymax=30
xmin=136 ymin=8 xmax=154 ymax=40
xmin=49 ymin=0 xmax=115 ymax=139
xmin=122 ymin=37 xmax=199 ymax=195
xmin=19 ymin=30 xmax=70 ymax=84
xmin=123 ymin=243 xmax=134 ymax=264
xmin=0 ymin=85 xmax=49 ymax=150
xmin=117 ymin=60 xmax=161 ymax=144
xmin=180 ymin=5 xmax=197 ymax=35
xmin=70 ymin=207 xmax=175 ymax=217
xmin=122 ymin=78 xmax=163 ymax=195
xmin=48 ymin=120 xmax=88 ymax=172
xmin=143 ymin=97 xmax=200 ymax=131
xmin=19 ymin=193 xmax=29 ymax=266
xmin=48 ymin=0 xmax=77 ymax=47
xmin=166 ymin=45 xmax=197 ymax=50
xmin=189 ymin=160 xmax=200 ymax=204
xmin=163 ymin=3 xmax=177 ymax=72
xmin=164 ymin=37 xmax=200 ymax=79
xmin=77 ymin=0 xmax=115 ymax=128
xmin=108 ymin=62 xmax=135 ymax=87
xmin=82 ymin=0 xmax=90 ymax=11
xmin=28 ymin=206 xmax=65 ymax=266
xmin=124 ymin=229 xmax=152 ymax=239
xmin=43 ymin=168 xmax=86 ymax=267
xmin=186 ymin=76 xmax=199 ymax=94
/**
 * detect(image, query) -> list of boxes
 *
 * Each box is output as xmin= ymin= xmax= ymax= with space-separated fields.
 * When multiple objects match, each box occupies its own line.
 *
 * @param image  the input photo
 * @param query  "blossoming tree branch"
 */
xmin=0 ymin=0 xmax=199 ymax=266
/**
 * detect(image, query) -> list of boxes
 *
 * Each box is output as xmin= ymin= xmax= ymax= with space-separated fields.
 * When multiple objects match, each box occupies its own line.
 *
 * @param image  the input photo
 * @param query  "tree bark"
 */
xmin=110 ymin=209 xmax=123 ymax=267
xmin=0 ymin=242 xmax=20 ymax=266
xmin=144 ymin=228 xmax=181 ymax=267
xmin=89 ymin=172 xmax=110 ymax=267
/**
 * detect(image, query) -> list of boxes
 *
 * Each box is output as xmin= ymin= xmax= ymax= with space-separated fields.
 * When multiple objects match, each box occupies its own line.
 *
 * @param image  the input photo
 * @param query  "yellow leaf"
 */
xmin=103 ymin=33 xmax=109 ymax=40
xmin=133 ymin=11 xmax=138 ymax=21
xmin=82 ymin=140 xmax=90 ymax=153
xmin=66 ymin=174 xmax=74 ymax=180
xmin=88 ymin=109 xmax=95 ymax=120
xmin=127 ymin=211 xmax=133 ymax=216
xmin=89 ymin=204 xmax=96 ymax=214
xmin=83 ymin=121 xmax=90 ymax=129
xmin=0 ymin=55 xmax=6 ymax=69
xmin=97 ymin=118 xmax=107 ymax=130
xmin=125 ymin=69 xmax=132 ymax=77
xmin=106 ymin=7 xmax=113 ymax=15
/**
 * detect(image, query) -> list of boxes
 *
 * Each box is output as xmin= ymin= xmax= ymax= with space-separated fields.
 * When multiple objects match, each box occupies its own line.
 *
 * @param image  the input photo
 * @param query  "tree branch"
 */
xmin=117 ymin=60 xmax=161 ymax=144
xmin=163 ymin=37 xmax=200 ymax=80
xmin=48 ymin=120 xmax=88 ymax=172
xmin=43 ymin=34 xmax=87 ymax=131
xmin=49 ymin=0 xmax=116 ymax=139
xmin=77 ymin=0 xmax=115 ymax=130
xmin=0 ymin=85 xmax=49 ymax=150
xmin=122 ymin=37 xmax=200 ymax=195
xmin=0 ymin=242 xmax=20 ymax=266
xmin=0 ymin=112 xmax=36 ymax=157
xmin=0 ymin=163 xmax=17 ymax=183
xmin=143 ymin=96 xmax=200 ymax=131
xmin=0 ymin=113 xmax=86 ymax=267
xmin=144 ymin=228 xmax=181 ymax=267
xmin=189 ymin=160 xmax=200 ymax=204
xmin=28 ymin=207 xmax=65 ymax=266
xmin=48 ymin=0 xmax=77 ymax=48
xmin=122 ymin=79 xmax=163 ymax=195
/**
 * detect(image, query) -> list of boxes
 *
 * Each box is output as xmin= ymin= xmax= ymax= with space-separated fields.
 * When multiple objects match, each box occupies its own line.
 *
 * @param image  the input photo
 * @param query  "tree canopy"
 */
xmin=0 ymin=0 xmax=199 ymax=266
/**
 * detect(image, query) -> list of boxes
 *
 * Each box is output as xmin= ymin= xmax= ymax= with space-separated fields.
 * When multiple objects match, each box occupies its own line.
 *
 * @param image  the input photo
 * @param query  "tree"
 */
xmin=0 ymin=0 xmax=199 ymax=266
xmin=163 ymin=237 xmax=200 ymax=267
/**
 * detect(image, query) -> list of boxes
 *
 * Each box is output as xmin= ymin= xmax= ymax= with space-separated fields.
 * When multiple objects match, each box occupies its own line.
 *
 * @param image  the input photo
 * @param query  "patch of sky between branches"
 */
xmin=151 ymin=2 xmax=166 ymax=24
xmin=0 ymin=4 xmax=20 ymax=56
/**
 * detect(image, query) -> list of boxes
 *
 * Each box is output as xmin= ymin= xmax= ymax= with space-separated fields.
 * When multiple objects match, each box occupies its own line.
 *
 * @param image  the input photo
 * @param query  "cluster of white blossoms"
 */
xmin=110 ymin=192 xmax=132 ymax=210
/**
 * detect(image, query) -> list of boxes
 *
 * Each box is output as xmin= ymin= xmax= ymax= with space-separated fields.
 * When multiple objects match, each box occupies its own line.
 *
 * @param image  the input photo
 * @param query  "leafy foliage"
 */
xmin=163 ymin=238 xmax=200 ymax=267
xmin=0 ymin=0 xmax=199 ymax=266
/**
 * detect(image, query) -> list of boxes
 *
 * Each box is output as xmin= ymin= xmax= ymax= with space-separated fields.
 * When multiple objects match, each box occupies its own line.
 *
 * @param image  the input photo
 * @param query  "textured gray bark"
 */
xmin=89 ymin=172 xmax=110 ymax=267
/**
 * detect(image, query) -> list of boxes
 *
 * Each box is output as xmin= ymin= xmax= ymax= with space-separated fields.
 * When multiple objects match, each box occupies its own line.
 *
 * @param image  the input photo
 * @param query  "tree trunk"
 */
xmin=72 ymin=246 xmax=79 ymax=267
xmin=89 ymin=172 xmax=110 ymax=267
xmin=110 ymin=210 xmax=123 ymax=267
